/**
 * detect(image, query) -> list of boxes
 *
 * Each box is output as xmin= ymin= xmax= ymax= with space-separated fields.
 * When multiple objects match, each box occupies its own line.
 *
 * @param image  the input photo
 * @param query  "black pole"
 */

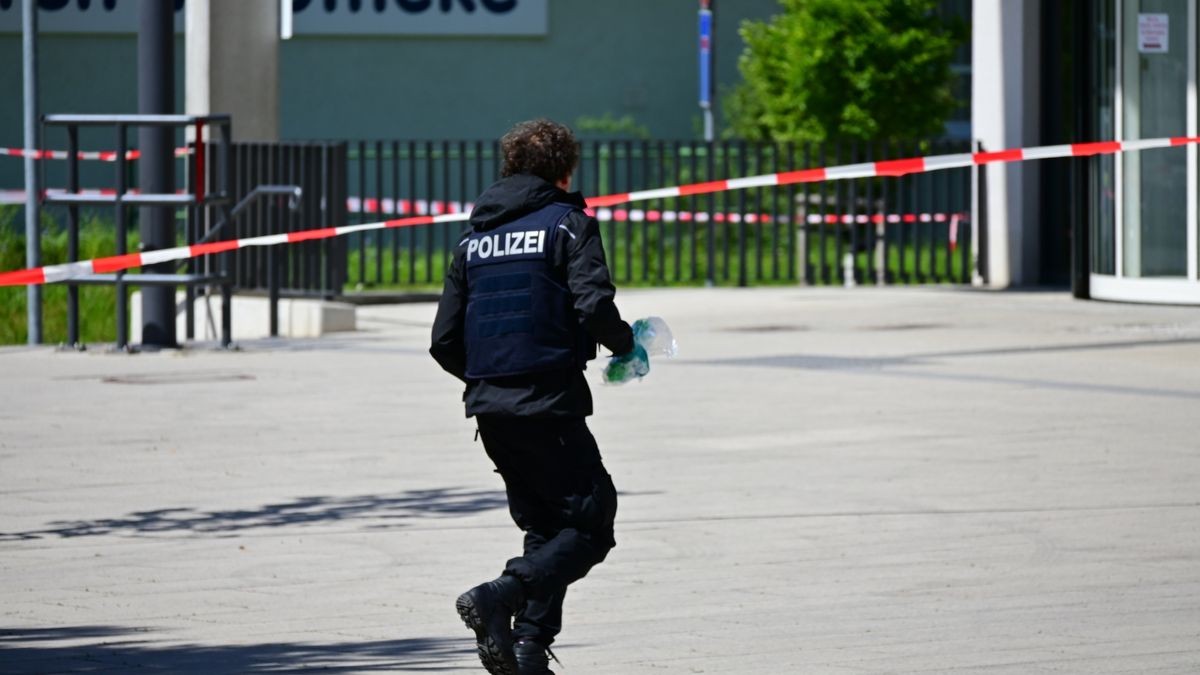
xmin=67 ymin=125 xmax=79 ymax=347
xmin=269 ymin=244 xmax=280 ymax=338
xmin=138 ymin=1 xmax=177 ymax=348
xmin=115 ymin=125 xmax=128 ymax=350
xmin=976 ymin=140 xmax=989 ymax=285
xmin=1071 ymin=0 xmax=1092 ymax=299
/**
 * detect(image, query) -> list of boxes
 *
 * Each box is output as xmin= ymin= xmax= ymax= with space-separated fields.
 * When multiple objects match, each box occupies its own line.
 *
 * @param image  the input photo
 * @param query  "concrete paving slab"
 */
xmin=1 ymin=287 xmax=1198 ymax=673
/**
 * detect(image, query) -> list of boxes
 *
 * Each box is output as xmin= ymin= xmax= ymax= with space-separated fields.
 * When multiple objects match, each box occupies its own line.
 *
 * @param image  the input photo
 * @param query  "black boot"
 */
xmin=456 ymin=575 xmax=525 ymax=675
xmin=513 ymin=639 xmax=557 ymax=675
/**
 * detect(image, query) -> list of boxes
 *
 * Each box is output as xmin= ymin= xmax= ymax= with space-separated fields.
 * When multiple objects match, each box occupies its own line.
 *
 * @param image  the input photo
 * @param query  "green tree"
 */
xmin=726 ymin=0 xmax=964 ymax=142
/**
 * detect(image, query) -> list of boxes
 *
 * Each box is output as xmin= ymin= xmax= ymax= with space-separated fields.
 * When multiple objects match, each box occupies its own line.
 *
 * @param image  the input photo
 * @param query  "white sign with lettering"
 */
xmin=0 ymin=0 xmax=548 ymax=36
xmin=1138 ymin=13 xmax=1169 ymax=54
xmin=294 ymin=0 xmax=547 ymax=36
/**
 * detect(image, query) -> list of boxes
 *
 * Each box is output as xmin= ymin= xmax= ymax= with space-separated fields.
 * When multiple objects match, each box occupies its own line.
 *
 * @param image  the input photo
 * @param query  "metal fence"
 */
xmin=37 ymin=113 xmax=236 ymax=349
xmin=214 ymin=141 xmax=349 ymax=298
xmin=343 ymin=139 xmax=977 ymax=289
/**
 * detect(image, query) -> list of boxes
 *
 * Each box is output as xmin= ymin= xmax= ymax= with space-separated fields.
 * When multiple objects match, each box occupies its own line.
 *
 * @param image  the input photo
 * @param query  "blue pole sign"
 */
xmin=699 ymin=6 xmax=712 ymax=108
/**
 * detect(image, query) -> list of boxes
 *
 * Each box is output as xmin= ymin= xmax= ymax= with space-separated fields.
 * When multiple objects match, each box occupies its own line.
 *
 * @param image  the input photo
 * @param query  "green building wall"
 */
xmin=279 ymin=0 xmax=781 ymax=141
xmin=0 ymin=0 xmax=780 ymax=190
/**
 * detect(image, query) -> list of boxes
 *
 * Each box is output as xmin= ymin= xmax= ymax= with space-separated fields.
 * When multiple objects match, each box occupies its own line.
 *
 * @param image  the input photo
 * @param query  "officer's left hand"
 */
xmin=602 ymin=343 xmax=650 ymax=384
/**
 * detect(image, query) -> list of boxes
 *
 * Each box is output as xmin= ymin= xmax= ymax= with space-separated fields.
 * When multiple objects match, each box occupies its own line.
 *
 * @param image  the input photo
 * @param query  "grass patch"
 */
xmin=340 ymin=223 xmax=969 ymax=291
xmin=1 ymin=206 xmax=138 ymax=345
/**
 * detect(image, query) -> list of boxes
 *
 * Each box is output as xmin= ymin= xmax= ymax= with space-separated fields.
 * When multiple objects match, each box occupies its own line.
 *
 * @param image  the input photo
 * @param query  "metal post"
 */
xmin=848 ymin=141 xmax=859 ymax=285
xmin=737 ymin=141 xmax=747 ymax=287
xmin=392 ymin=140 xmax=401 ymax=284
xmin=974 ymin=140 xmax=989 ymax=286
xmin=185 ymin=137 xmax=197 ymax=342
xmin=66 ymin=125 xmax=80 ymax=347
xmin=23 ymin=0 xmax=41 ymax=345
xmin=321 ymin=144 xmax=334 ymax=294
xmin=425 ymin=141 xmax=434 ymax=283
xmin=408 ymin=140 xmax=417 ymax=285
xmin=358 ymin=140 xmax=367 ymax=285
xmin=269 ymin=245 xmax=280 ymax=338
xmin=705 ymin=142 xmax=716 ymax=286
xmin=221 ymin=281 xmax=232 ymax=349
xmin=699 ymin=0 xmax=716 ymax=142
xmin=801 ymin=143 xmax=811 ymax=284
xmin=874 ymin=142 xmax=886 ymax=286
xmin=115 ymin=125 xmax=128 ymax=351
xmin=138 ymin=1 xmax=178 ymax=348
xmin=1071 ymin=1 xmax=1092 ymax=300
xmin=874 ymin=220 xmax=886 ymax=286
xmin=624 ymin=140 xmax=633 ymax=282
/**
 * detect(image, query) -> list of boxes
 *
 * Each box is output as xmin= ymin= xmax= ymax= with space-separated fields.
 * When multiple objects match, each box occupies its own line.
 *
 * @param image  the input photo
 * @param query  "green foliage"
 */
xmin=337 ymin=215 xmax=970 ymax=292
xmin=1 ymin=208 xmax=137 ymax=345
xmin=346 ymin=244 xmax=446 ymax=291
xmin=726 ymin=0 xmax=964 ymax=143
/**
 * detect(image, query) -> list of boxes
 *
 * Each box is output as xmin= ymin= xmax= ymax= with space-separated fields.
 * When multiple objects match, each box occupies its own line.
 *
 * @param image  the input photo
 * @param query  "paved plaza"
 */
xmin=1 ymin=287 xmax=1198 ymax=674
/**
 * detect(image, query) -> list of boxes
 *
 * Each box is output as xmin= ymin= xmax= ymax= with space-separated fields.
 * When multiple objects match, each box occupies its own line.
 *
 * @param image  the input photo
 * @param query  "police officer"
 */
xmin=430 ymin=119 xmax=636 ymax=675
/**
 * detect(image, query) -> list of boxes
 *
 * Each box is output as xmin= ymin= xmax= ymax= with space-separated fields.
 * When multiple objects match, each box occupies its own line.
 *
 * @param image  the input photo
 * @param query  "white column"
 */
xmin=186 ymin=0 xmax=279 ymax=141
xmin=972 ymin=0 xmax=1041 ymax=287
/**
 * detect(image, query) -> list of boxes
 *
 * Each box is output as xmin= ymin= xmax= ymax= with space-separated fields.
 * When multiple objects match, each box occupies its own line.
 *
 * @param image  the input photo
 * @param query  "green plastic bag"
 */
xmin=602 ymin=317 xmax=677 ymax=385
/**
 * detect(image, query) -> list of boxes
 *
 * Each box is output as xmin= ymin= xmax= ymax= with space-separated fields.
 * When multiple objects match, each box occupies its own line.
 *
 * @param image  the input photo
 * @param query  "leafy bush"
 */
xmin=726 ymin=0 xmax=964 ymax=143
xmin=1 ymin=207 xmax=136 ymax=345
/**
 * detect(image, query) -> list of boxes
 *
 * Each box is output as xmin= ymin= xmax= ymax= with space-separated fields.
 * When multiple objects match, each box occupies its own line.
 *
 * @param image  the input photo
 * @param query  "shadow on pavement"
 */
xmin=690 ymin=337 xmax=1200 ymax=372
xmin=0 ymin=487 xmax=508 ymax=541
xmin=688 ymin=338 xmax=1200 ymax=400
xmin=0 ymin=626 xmax=471 ymax=673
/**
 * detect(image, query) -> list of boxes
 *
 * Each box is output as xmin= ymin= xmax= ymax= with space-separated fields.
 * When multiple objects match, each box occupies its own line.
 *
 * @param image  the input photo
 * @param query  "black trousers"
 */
xmin=476 ymin=415 xmax=618 ymax=646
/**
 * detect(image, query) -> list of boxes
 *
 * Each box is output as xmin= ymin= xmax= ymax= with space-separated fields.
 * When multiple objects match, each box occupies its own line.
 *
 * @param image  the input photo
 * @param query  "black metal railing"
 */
xmin=30 ymin=130 xmax=348 ymax=346
xmin=42 ymin=113 xmax=235 ymax=349
xmin=207 ymin=141 xmax=349 ymax=300
xmin=343 ymin=139 xmax=976 ymax=289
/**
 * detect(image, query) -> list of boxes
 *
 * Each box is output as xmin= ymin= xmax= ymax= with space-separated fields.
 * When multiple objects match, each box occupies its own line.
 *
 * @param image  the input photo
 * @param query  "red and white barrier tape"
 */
xmin=804 ymin=211 xmax=969 ymax=225
xmin=0 ymin=147 xmax=189 ymax=162
xmin=583 ymin=137 xmax=1197 ymax=207
xmin=9 ymin=189 xmax=966 ymax=227
xmin=348 ymin=197 xmax=470 ymax=216
xmin=345 ymin=195 xmax=966 ymax=226
xmin=1 ymin=136 xmax=1194 ymax=288
xmin=0 ymin=212 xmax=466 ymax=287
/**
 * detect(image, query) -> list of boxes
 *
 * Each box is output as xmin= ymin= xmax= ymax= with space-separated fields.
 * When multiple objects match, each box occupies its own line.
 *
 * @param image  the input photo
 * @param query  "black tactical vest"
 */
xmin=463 ymin=203 xmax=595 ymax=379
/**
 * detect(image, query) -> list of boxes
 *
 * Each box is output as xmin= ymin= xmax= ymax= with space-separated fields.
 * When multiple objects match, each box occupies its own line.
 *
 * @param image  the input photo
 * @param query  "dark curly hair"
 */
xmin=499 ymin=119 xmax=580 ymax=185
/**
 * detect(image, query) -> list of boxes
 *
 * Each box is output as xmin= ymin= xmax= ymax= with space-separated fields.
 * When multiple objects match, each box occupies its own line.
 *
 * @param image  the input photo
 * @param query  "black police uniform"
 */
xmin=430 ymin=173 xmax=633 ymax=648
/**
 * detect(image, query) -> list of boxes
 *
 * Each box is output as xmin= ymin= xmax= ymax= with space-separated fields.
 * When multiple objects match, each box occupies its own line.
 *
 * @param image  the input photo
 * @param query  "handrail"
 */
xmin=192 ymin=185 xmax=303 ymax=248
